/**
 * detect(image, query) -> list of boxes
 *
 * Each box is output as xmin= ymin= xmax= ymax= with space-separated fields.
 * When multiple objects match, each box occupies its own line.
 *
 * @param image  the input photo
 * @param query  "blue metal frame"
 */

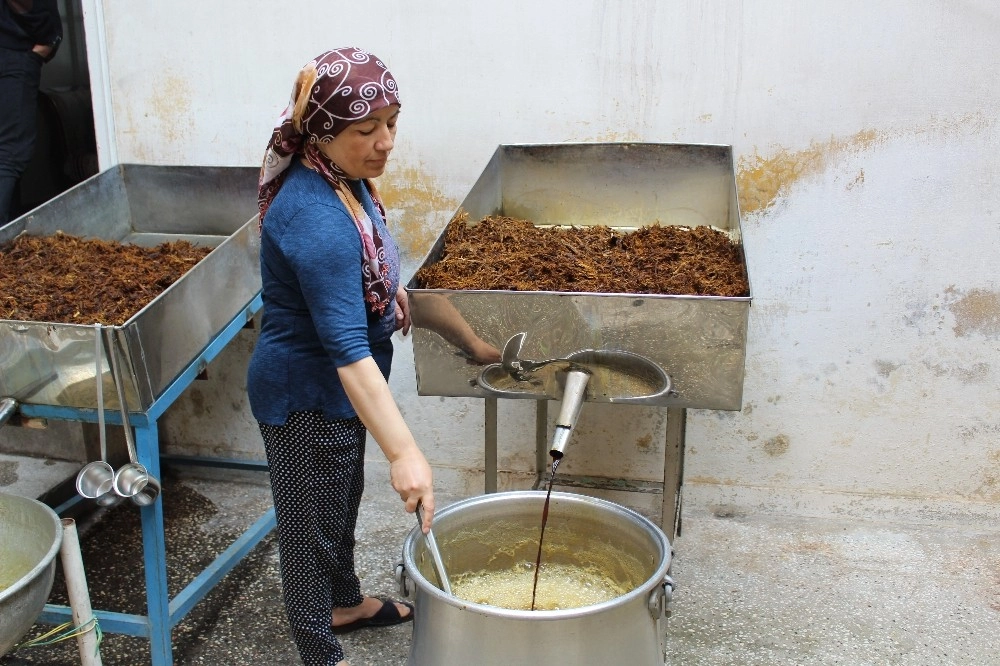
xmin=27 ymin=293 xmax=275 ymax=666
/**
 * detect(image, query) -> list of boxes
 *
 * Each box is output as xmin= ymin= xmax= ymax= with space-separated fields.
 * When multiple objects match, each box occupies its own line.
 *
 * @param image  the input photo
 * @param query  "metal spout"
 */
xmin=549 ymin=368 xmax=592 ymax=459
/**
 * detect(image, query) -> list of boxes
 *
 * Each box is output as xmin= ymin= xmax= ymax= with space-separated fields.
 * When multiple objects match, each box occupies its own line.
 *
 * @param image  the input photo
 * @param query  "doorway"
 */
xmin=13 ymin=0 xmax=98 ymax=218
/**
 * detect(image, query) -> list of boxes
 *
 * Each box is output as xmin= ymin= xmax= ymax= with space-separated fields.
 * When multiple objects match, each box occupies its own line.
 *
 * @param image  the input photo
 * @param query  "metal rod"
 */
xmin=661 ymin=407 xmax=687 ymax=539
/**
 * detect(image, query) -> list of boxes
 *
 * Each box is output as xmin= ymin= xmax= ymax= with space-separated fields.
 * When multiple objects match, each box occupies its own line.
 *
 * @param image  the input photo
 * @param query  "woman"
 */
xmin=248 ymin=47 xmax=434 ymax=666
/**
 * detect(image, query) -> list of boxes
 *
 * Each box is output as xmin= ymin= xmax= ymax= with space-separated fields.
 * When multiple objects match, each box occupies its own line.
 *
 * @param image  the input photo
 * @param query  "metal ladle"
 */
xmin=105 ymin=327 xmax=161 ymax=506
xmin=75 ymin=324 xmax=116 ymax=503
xmin=416 ymin=503 xmax=451 ymax=595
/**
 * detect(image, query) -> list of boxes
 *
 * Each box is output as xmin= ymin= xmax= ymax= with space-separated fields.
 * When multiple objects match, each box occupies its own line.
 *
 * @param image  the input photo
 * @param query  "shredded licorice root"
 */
xmin=0 ymin=231 xmax=211 ymax=325
xmin=414 ymin=213 xmax=749 ymax=297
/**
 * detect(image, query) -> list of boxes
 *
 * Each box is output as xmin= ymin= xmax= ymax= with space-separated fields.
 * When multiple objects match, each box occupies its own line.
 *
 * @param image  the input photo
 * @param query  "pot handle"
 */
xmin=395 ymin=559 xmax=413 ymax=599
xmin=647 ymin=574 xmax=676 ymax=620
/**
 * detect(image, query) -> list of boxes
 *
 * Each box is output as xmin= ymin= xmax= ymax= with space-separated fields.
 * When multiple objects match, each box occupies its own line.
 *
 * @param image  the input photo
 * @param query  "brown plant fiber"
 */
xmin=414 ymin=214 xmax=749 ymax=297
xmin=0 ymin=232 xmax=211 ymax=325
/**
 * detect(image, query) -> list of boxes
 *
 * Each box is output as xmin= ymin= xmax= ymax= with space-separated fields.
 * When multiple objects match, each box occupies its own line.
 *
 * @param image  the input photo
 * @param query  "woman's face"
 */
xmin=318 ymin=104 xmax=400 ymax=179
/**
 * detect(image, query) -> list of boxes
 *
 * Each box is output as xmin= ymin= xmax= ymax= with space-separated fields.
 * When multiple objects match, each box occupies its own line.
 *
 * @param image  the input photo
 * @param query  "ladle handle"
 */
xmin=104 ymin=327 xmax=138 ymax=463
xmin=416 ymin=504 xmax=452 ymax=596
xmin=94 ymin=323 xmax=107 ymax=462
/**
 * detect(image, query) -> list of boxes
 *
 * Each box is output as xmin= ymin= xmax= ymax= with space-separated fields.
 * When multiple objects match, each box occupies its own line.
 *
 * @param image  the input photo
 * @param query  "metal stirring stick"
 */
xmin=416 ymin=503 xmax=452 ymax=595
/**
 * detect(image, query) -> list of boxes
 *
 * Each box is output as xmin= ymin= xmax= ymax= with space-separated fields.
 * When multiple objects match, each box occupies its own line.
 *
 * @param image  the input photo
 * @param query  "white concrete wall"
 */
xmin=87 ymin=0 xmax=999 ymax=522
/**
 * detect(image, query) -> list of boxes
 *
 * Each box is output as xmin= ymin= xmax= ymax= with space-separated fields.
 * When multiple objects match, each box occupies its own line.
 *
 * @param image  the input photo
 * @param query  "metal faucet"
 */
xmin=498 ymin=332 xmax=595 ymax=461
xmin=548 ymin=367 xmax=592 ymax=460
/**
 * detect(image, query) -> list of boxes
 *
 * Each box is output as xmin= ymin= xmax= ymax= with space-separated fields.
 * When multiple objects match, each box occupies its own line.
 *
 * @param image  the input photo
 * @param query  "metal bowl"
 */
xmin=0 ymin=492 xmax=63 ymax=656
xmin=477 ymin=348 xmax=673 ymax=405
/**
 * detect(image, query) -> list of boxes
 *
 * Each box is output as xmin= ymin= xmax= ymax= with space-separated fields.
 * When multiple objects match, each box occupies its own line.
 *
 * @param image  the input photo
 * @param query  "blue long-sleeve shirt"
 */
xmin=247 ymin=160 xmax=400 ymax=425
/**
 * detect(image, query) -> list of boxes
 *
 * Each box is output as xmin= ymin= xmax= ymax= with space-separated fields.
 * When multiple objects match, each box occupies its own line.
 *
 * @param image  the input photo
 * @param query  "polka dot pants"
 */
xmin=259 ymin=410 xmax=368 ymax=666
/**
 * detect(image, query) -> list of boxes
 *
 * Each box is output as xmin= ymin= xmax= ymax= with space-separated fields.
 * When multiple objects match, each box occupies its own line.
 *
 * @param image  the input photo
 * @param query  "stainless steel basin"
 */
xmin=407 ymin=143 xmax=751 ymax=411
xmin=0 ymin=492 xmax=63 ymax=656
xmin=0 ymin=164 xmax=261 ymax=415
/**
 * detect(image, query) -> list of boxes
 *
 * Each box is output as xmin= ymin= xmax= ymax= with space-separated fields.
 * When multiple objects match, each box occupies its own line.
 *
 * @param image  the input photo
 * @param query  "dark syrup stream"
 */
xmin=530 ymin=457 xmax=560 ymax=610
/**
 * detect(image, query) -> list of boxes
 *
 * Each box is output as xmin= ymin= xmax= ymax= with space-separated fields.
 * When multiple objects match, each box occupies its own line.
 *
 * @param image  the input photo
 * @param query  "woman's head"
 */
xmin=261 ymin=47 xmax=401 ymax=186
xmin=291 ymin=47 xmax=401 ymax=144
xmin=259 ymin=47 xmax=401 ymax=225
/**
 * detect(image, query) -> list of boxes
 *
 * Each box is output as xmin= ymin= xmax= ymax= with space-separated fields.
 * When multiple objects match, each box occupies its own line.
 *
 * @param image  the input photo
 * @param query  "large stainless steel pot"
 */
xmin=397 ymin=491 xmax=673 ymax=666
xmin=0 ymin=492 xmax=63 ymax=656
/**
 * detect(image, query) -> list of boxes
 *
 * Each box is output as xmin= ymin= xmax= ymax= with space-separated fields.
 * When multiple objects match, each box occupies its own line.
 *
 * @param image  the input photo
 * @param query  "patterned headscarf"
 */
xmin=258 ymin=47 xmax=401 ymax=315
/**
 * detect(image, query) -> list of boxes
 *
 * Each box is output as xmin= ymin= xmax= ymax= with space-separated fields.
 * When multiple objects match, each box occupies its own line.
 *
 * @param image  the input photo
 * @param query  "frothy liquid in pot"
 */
xmin=447 ymin=457 xmax=629 ymax=611
xmin=450 ymin=561 xmax=628 ymax=610
xmin=431 ymin=472 xmax=651 ymax=612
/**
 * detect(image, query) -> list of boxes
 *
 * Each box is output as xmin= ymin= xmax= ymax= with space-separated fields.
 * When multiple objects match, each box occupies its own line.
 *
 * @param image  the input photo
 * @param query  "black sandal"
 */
xmin=332 ymin=597 xmax=415 ymax=634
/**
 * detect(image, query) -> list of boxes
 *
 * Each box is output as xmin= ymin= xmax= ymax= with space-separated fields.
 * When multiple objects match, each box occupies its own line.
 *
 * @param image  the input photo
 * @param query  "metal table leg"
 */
xmin=134 ymin=420 xmax=171 ymax=665
xmin=485 ymin=397 xmax=497 ymax=493
xmin=661 ymin=407 xmax=686 ymax=539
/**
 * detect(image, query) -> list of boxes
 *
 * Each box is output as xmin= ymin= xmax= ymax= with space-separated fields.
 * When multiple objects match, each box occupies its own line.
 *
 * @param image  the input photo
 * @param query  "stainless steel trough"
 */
xmin=406 ymin=143 xmax=751 ymax=411
xmin=0 ymin=164 xmax=260 ymax=414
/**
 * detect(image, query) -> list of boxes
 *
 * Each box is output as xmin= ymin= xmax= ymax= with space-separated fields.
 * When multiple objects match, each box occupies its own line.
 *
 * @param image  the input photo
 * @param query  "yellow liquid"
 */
xmin=0 ymin=554 xmax=35 ymax=593
xmin=450 ymin=562 xmax=628 ymax=611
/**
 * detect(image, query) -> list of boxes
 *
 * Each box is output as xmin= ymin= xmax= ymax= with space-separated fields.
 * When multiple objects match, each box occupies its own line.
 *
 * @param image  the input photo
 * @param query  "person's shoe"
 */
xmin=332 ymin=597 xmax=414 ymax=634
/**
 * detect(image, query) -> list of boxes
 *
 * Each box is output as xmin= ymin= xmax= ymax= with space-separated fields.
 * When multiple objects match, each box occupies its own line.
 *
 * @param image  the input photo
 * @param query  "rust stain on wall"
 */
xmin=976 ymin=449 xmax=1000 ymax=500
xmin=762 ymin=434 xmax=790 ymax=457
xmin=148 ymin=74 xmax=193 ymax=144
xmin=736 ymin=129 xmax=886 ymax=214
xmin=378 ymin=164 xmax=458 ymax=261
xmin=118 ymin=73 xmax=193 ymax=162
xmin=736 ymin=114 xmax=994 ymax=215
xmin=782 ymin=538 xmax=836 ymax=558
xmin=685 ymin=475 xmax=725 ymax=486
xmin=948 ymin=288 xmax=1000 ymax=338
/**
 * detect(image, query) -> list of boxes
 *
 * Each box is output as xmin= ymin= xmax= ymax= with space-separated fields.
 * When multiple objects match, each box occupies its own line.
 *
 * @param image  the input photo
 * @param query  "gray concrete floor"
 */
xmin=2 ymin=453 xmax=999 ymax=665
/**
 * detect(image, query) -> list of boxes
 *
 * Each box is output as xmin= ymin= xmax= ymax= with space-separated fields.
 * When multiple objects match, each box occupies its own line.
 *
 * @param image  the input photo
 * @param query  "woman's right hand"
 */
xmin=389 ymin=450 xmax=434 ymax=532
